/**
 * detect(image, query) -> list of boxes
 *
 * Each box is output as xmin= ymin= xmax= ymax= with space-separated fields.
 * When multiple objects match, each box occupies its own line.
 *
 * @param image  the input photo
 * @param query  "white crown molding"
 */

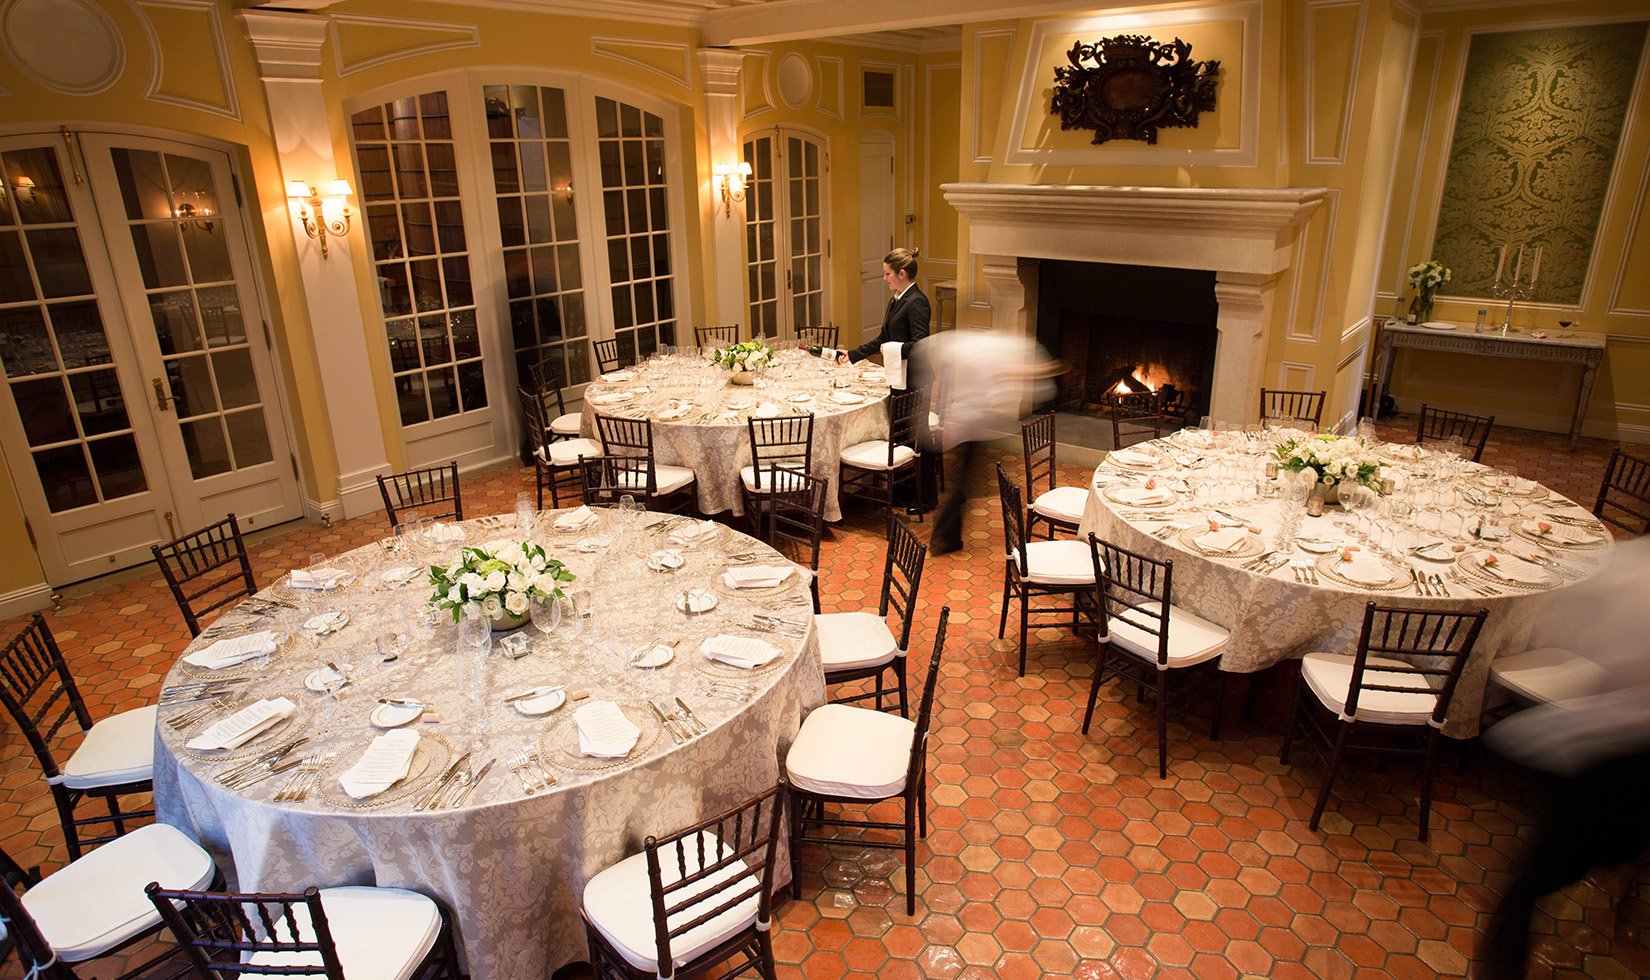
xmin=238 ymin=9 xmax=329 ymax=81
xmin=3 ymin=0 xmax=126 ymax=95
xmin=592 ymin=36 xmax=693 ymax=89
xmin=133 ymin=0 xmax=242 ymax=121
xmin=329 ymin=14 xmax=481 ymax=78
xmin=411 ymin=0 xmax=703 ymax=28
xmin=1002 ymin=2 xmax=1262 ymax=169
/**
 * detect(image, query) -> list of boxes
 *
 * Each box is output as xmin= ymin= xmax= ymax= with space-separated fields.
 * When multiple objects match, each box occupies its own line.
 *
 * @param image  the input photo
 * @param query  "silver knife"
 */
xmin=674 ymin=696 xmax=707 ymax=735
xmin=215 ymin=737 xmax=307 ymax=783
xmin=652 ymin=701 xmax=685 ymax=744
xmin=416 ymin=751 xmax=471 ymax=810
xmin=452 ymin=759 xmax=494 ymax=808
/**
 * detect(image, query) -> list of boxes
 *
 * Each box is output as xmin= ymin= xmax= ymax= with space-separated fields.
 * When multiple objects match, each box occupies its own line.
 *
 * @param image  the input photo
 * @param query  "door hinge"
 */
xmin=230 ymin=173 xmax=242 ymax=208
xmin=22 ymin=518 xmax=36 ymax=551
xmin=826 ymin=239 xmax=832 ymax=258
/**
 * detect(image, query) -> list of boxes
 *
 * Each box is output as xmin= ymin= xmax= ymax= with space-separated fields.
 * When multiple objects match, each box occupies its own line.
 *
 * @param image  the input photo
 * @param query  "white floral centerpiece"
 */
xmin=1406 ymin=259 xmax=1451 ymax=323
xmin=1273 ymin=434 xmax=1385 ymax=493
xmin=429 ymin=541 xmax=574 ymax=629
xmin=707 ymin=340 xmax=775 ymax=384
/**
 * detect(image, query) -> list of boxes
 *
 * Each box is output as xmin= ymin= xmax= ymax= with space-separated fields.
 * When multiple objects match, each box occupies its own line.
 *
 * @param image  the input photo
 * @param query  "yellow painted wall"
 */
xmin=1378 ymin=0 xmax=1650 ymax=442
xmin=917 ymin=52 xmax=963 ymax=324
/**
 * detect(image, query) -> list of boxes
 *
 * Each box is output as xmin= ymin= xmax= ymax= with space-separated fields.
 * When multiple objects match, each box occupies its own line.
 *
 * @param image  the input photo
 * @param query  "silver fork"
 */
xmin=274 ymin=753 xmax=322 ymax=802
xmin=168 ymin=698 xmax=233 ymax=731
xmin=527 ymin=750 xmax=556 ymax=788
xmin=507 ymin=750 xmax=538 ymax=795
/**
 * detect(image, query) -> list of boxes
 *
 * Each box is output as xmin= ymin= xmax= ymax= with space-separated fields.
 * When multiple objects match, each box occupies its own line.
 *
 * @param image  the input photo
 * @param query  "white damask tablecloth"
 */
xmin=578 ymin=347 xmax=889 ymax=521
xmin=1076 ymin=433 xmax=1615 ymax=737
xmin=154 ymin=510 xmax=825 ymax=978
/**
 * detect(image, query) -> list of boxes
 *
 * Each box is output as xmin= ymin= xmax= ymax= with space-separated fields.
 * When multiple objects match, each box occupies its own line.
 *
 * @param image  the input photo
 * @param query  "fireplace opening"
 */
xmin=1035 ymin=260 xmax=1219 ymax=427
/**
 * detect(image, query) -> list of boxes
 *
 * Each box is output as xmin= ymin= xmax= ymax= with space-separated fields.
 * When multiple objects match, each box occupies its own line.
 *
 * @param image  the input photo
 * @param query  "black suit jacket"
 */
xmin=848 ymin=285 xmax=930 ymax=370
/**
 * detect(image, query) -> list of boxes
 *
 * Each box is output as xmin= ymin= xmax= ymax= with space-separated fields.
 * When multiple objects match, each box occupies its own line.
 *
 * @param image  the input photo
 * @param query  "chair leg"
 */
xmin=1309 ymin=723 xmax=1351 ymax=831
xmin=788 ymin=790 xmax=804 ymax=892
xmin=997 ymin=573 xmax=1011 ymax=639
xmin=904 ymin=793 xmax=917 ymax=916
xmin=1210 ymin=669 xmax=1228 ymax=741
xmin=53 ymin=789 xmax=83 ymax=861
xmin=1156 ymin=672 xmax=1170 ymax=779
xmin=1279 ymin=688 xmax=1303 ymax=765
xmin=1081 ymin=647 xmax=1108 ymax=734
xmin=756 ymin=927 xmax=779 ymax=979
xmin=895 ymin=660 xmax=909 ymax=719
xmin=1018 ymin=590 xmax=1030 ymax=677
xmin=873 ymin=672 xmax=885 ymax=713
xmin=1419 ymin=728 xmax=1440 ymax=842
xmin=918 ymin=765 xmax=928 ymax=839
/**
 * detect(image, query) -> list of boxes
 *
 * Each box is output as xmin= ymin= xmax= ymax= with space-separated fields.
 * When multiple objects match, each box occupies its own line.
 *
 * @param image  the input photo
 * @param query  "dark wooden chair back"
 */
xmin=746 ymin=415 xmax=815 ymax=491
xmin=796 ymin=325 xmax=839 ymax=350
xmin=694 ymin=324 xmax=740 ymax=348
xmin=886 ymin=389 xmax=924 ymax=464
xmin=519 ymin=386 xmax=553 ymax=461
xmin=0 ymin=614 xmax=90 ymax=786
xmin=592 ymin=338 xmax=632 ymax=375
xmin=152 ymin=514 xmax=258 ymax=637
xmin=376 ymin=462 xmax=462 ymax=529
xmin=642 ymin=780 xmax=785 ymax=973
xmin=882 ymin=516 xmax=928 ymax=654
xmin=906 ymin=607 xmax=950 ymax=790
xmin=1109 ymin=390 xmax=1164 ymax=448
xmin=1088 ymin=534 xmax=1175 ymax=667
xmin=0 ymin=855 xmax=75 ymax=980
xmin=995 ymin=463 xmax=1029 ymax=579
xmin=1595 ymin=446 xmax=1650 ymax=538
xmin=765 ymin=467 xmax=828 ymax=573
xmin=578 ymin=454 xmax=651 ymax=507
xmin=145 ymin=884 xmax=350 ymax=978
xmin=528 ymin=357 xmax=570 ymax=419
xmin=1260 ymin=388 xmax=1326 ymax=427
xmin=1416 ymin=404 xmax=1493 ymax=462
xmin=1343 ymin=603 xmax=1487 ymax=726
xmin=1022 ymin=412 xmax=1058 ymax=498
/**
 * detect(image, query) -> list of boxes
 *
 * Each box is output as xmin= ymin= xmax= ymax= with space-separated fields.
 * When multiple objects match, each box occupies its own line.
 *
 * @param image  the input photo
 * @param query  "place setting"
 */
xmin=541 ymin=700 xmax=663 ymax=772
xmin=182 ymin=695 xmax=306 ymax=762
xmin=1311 ymin=549 xmax=1412 ymax=592
xmin=315 ymin=729 xmax=457 ymax=810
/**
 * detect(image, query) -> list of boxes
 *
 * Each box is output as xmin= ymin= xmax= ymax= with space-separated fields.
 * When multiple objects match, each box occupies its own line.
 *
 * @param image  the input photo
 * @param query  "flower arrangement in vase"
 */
xmin=1273 ymin=434 xmax=1385 ymax=498
xmin=707 ymin=340 xmax=775 ymax=385
xmin=429 ymin=541 xmax=574 ymax=629
xmin=1406 ymin=259 xmax=1451 ymax=324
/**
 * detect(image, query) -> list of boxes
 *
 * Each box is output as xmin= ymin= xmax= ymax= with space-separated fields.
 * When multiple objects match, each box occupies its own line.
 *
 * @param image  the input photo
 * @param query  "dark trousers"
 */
xmin=931 ymin=442 xmax=979 ymax=548
xmin=1478 ymin=749 xmax=1650 ymax=977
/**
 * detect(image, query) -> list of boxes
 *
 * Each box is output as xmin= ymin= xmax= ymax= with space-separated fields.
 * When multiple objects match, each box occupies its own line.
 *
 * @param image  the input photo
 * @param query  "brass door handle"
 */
xmin=152 ymin=378 xmax=171 ymax=412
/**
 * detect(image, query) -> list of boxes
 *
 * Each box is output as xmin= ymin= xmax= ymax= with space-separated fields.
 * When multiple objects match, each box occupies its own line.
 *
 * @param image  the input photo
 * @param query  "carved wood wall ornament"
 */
xmin=1050 ymin=35 xmax=1221 ymax=145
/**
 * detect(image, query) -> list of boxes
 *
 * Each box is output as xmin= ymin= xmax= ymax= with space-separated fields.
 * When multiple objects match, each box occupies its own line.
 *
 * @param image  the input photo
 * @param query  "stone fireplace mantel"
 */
xmin=942 ymin=183 xmax=1328 ymax=423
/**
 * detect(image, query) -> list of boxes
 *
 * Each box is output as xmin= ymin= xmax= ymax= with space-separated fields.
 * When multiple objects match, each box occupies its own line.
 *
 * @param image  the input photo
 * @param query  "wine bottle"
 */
xmin=802 ymin=344 xmax=836 ymax=360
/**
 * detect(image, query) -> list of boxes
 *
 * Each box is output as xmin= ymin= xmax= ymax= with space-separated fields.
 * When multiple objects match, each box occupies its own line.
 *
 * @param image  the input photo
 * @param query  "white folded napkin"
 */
xmin=701 ymin=634 xmax=782 ymax=670
xmin=575 ymin=701 xmax=641 ymax=758
xmin=1337 ymin=558 xmax=1394 ymax=586
xmin=1114 ymin=487 xmax=1175 ymax=506
xmin=830 ymin=390 xmax=864 ymax=405
xmin=753 ymin=401 xmax=781 ymax=418
xmin=723 ymin=564 xmax=791 ymax=589
xmin=655 ymin=400 xmax=693 ymax=420
xmin=647 ymin=549 xmax=685 ymax=570
xmin=427 ymin=522 xmax=466 ymax=543
xmin=600 ymin=370 xmax=635 ymax=383
xmin=668 ymin=520 xmax=720 ymax=546
xmin=1109 ymin=448 xmax=1160 ymax=467
xmin=589 ymin=392 xmax=632 ymax=405
xmin=1478 ymin=554 xmax=1549 ymax=584
xmin=1477 ymin=524 xmax=1510 ymax=542
xmin=183 ymin=631 xmax=279 ymax=670
xmin=380 ymin=565 xmax=422 ymax=585
xmin=788 ymin=393 xmax=814 ymax=404
xmin=1521 ymin=520 xmax=1589 ymax=544
xmin=554 ymin=506 xmax=597 ymax=531
xmin=1195 ymin=528 xmax=1247 ymax=554
xmin=289 ymin=567 xmax=349 ymax=590
xmin=337 ymin=730 xmax=420 ymax=800
xmin=881 ymin=341 xmax=906 ymax=390
xmin=185 ymin=697 xmax=296 ymax=751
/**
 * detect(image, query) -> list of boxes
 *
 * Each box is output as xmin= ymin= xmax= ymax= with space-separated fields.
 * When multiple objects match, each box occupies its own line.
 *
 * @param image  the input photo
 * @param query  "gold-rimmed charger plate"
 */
xmin=315 ymin=731 xmax=455 ymax=810
xmin=1312 ymin=555 xmax=1412 ymax=592
xmin=1512 ymin=522 xmax=1604 ymax=549
xmin=541 ymin=702 xmax=663 ymax=772
xmin=692 ymin=636 xmax=797 ymax=679
xmin=269 ymin=566 xmax=362 ymax=604
xmin=653 ymin=521 xmax=726 ymax=549
xmin=1175 ymin=528 xmax=1263 ymax=559
xmin=181 ymin=697 xmax=307 ymax=762
xmin=1105 ymin=451 xmax=1170 ymax=472
xmin=1458 ymin=552 xmax=1558 ymax=590
xmin=1102 ymin=486 xmax=1179 ymax=510
xmin=1479 ymin=477 xmax=1549 ymax=501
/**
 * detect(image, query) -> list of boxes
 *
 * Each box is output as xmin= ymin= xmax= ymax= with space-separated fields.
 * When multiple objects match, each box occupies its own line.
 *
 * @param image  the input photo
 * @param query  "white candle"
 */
xmin=1530 ymin=245 xmax=1541 ymax=284
xmin=1494 ymin=244 xmax=1506 ymax=285
xmin=1514 ymin=244 xmax=1524 ymax=283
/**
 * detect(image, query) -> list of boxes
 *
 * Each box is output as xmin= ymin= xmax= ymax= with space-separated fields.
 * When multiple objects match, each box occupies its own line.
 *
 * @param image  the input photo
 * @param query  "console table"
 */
xmin=1368 ymin=321 xmax=1605 ymax=450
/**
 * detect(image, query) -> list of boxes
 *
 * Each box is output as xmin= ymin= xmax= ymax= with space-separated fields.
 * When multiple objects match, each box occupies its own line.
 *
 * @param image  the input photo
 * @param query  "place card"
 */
xmin=575 ymin=701 xmax=641 ymax=758
xmin=338 ymin=730 xmax=421 ymax=799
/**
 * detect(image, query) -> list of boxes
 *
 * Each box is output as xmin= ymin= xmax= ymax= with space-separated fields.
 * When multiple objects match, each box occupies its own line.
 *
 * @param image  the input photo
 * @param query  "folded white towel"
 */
xmin=575 ymin=701 xmax=641 ymax=758
xmin=668 ymin=520 xmax=720 ymax=546
xmin=427 ymin=522 xmax=466 ymax=544
xmin=880 ymin=341 xmax=905 ymax=390
xmin=753 ymin=401 xmax=781 ymax=418
xmin=701 ymin=634 xmax=782 ymax=670
xmin=1109 ymin=448 xmax=1160 ymax=467
xmin=183 ymin=631 xmax=279 ymax=670
xmin=830 ymin=390 xmax=865 ymax=405
xmin=338 ymin=730 xmax=420 ymax=800
xmin=600 ymin=370 xmax=635 ymax=383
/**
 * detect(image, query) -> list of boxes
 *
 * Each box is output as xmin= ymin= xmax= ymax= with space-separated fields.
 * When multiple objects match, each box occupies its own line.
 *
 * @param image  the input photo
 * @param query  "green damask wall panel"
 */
xmin=1433 ymin=23 xmax=1647 ymax=304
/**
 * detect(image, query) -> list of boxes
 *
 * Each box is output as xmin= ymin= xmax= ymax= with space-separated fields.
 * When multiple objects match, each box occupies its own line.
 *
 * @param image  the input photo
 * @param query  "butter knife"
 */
xmin=452 ymin=759 xmax=494 ymax=808
xmin=416 ymin=751 xmax=471 ymax=811
xmin=674 ymin=696 xmax=707 ymax=735
xmin=651 ymin=701 xmax=685 ymax=744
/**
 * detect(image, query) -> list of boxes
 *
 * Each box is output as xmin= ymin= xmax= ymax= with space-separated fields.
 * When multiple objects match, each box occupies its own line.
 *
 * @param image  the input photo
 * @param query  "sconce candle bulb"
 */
xmin=713 ymin=161 xmax=752 ymax=218
xmin=287 ymin=178 xmax=355 ymax=258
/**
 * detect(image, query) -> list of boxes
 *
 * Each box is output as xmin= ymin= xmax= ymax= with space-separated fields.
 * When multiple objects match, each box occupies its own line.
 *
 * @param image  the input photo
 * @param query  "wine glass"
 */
xmin=530 ymin=597 xmax=563 ymax=643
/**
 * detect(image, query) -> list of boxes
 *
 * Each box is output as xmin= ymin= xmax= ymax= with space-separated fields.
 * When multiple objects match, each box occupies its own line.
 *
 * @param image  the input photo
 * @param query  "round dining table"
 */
xmin=578 ymin=347 xmax=890 ymax=521
xmin=152 ymin=509 xmax=824 ymax=978
xmin=1076 ymin=431 xmax=1616 ymax=737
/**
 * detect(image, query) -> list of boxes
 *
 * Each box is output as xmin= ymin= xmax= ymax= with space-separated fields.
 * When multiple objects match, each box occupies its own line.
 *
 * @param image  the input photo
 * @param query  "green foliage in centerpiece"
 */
xmin=428 ymin=540 xmax=574 ymax=622
xmin=706 ymin=339 xmax=776 ymax=372
xmin=1273 ymin=434 xmax=1385 ymax=491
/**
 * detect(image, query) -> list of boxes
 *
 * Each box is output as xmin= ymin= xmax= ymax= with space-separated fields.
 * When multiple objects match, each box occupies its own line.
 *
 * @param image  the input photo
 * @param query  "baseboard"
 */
xmin=0 ymin=583 xmax=54 ymax=619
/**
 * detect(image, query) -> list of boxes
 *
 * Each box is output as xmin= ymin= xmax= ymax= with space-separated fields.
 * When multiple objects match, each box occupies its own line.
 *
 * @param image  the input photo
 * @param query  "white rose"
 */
xmin=447 ymin=584 xmax=465 ymax=604
xmin=507 ymin=571 xmax=527 ymax=591
xmin=505 ymin=591 xmax=530 ymax=615
xmin=530 ymin=553 xmax=546 ymax=571
xmin=459 ymin=572 xmax=484 ymax=592
xmin=480 ymin=595 xmax=504 ymax=617
xmin=534 ymin=572 xmax=562 ymax=594
xmin=483 ymin=570 xmax=507 ymax=593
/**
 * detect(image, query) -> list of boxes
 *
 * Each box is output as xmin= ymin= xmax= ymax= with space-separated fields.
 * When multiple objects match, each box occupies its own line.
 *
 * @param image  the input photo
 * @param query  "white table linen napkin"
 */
xmin=1477 ymin=554 xmax=1549 ymax=584
xmin=1109 ymin=447 xmax=1160 ymax=468
xmin=185 ymin=697 xmax=295 ymax=751
xmin=427 ymin=522 xmax=466 ymax=544
xmin=880 ymin=341 xmax=906 ymax=389
xmin=700 ymin=635 xmax=782 ymax=670
xmin=600 ymin=370 xmax=635 ymax=383
xmin=668 ymin=520 xmax=720 ymax=546
xmin=753 ymin=401 xmax=781 ymax=418
xmin=723 ymin=565 xmax=791 ymax=589
xmin=575 ymin=701 xmax=640 ymax=758
xmin=589 ymin=392 xmax=632 ymax=405
xmin=1114 ymin=487 xmax=1176 ymax=506
xmin=830 ymin=390 xmax=865 ymax=404
xmin=655 ymin=400 xmax=693 ymax=420
xmin=554 ymin=506 xmax=597 ymax=531
xmin=1194 ymin=528 xmax=1247 ymax=553
xmin=289 ymin=567 xmax=349 ymax=589
xmin=338 ymin=730 xmax=421 ymax=800
xmin=183 ymin=631 xmax=279 ymax=670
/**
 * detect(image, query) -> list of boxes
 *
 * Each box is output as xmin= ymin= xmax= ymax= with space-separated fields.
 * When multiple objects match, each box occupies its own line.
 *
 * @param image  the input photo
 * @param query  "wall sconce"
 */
xmin=286 ymin=178 xmax=354 ymax=258
xmin=713 ymin=162 xmax=751 ymax=218
xmin=12 ymin=176 xmax=36 ymax=209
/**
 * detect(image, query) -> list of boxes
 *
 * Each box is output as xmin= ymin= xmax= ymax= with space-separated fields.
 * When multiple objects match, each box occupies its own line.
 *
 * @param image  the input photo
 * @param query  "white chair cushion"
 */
xmin=540 ymin=438 xmax=602 ymax=467
xmin=550 ymin=412 xmax=582 ymax=436
xmin=785 ymin=703 xmax=915 ymax=799
xmin=1490 ymin=646 xmax=1608 ymax=705
xmin=24 ymin=822 xmax=214 ymax=962
xmin=927 ymin=412 xmax=941 ymax=429
xmin=582 ymin=834 xmax=761 ymax=975
xmin=1300 ymin=651 xmax=1439 ymax=725
xmin=1107 ymin=601 xmax=1229 ymax=670
xmin=615 ymin=463 xmax=696 ymax=495
xmin=243 ymin=886 xmax=443 ymax=980
xmin=1032 ymin=486 xmax=1088 ymax=525
xmin=739 ymin=465 xmax=810 ymax=494
xmin=63 ymin=704 xmax=156 ymax=789
xmin=840 ymin=441 xmax=916 ymax=471
xmin=1011 ymin=539 xmax=1095 ymax=586
xmin=817 ymin=611 xmax=900 ymax=672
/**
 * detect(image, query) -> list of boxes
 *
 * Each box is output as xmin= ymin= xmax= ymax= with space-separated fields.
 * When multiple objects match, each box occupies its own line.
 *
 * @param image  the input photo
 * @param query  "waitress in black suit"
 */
xmin=838 ymin=247 xmax=929 ymax=383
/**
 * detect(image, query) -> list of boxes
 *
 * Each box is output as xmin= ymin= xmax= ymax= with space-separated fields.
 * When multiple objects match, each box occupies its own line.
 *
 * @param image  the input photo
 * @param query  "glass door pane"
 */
xmin=742 ymin=136 xmax=778 ymax=338
xmin=785 ymin=136 xmax=827 ymax=333
xmin=595 ymin=97 xmax=677 ymax=368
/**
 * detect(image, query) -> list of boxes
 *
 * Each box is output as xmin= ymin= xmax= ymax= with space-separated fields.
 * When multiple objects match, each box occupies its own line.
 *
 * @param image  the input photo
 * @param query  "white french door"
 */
xmin=742 ymin=130 xmax=828 ymax=341
xmin=0 ymin=132 xmax=298 ymax=584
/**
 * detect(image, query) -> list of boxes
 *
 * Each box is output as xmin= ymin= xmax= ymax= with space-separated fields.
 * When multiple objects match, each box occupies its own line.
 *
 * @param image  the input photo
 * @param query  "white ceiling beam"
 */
xmin=702 ymin=0 xmax=1186 ymax=46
